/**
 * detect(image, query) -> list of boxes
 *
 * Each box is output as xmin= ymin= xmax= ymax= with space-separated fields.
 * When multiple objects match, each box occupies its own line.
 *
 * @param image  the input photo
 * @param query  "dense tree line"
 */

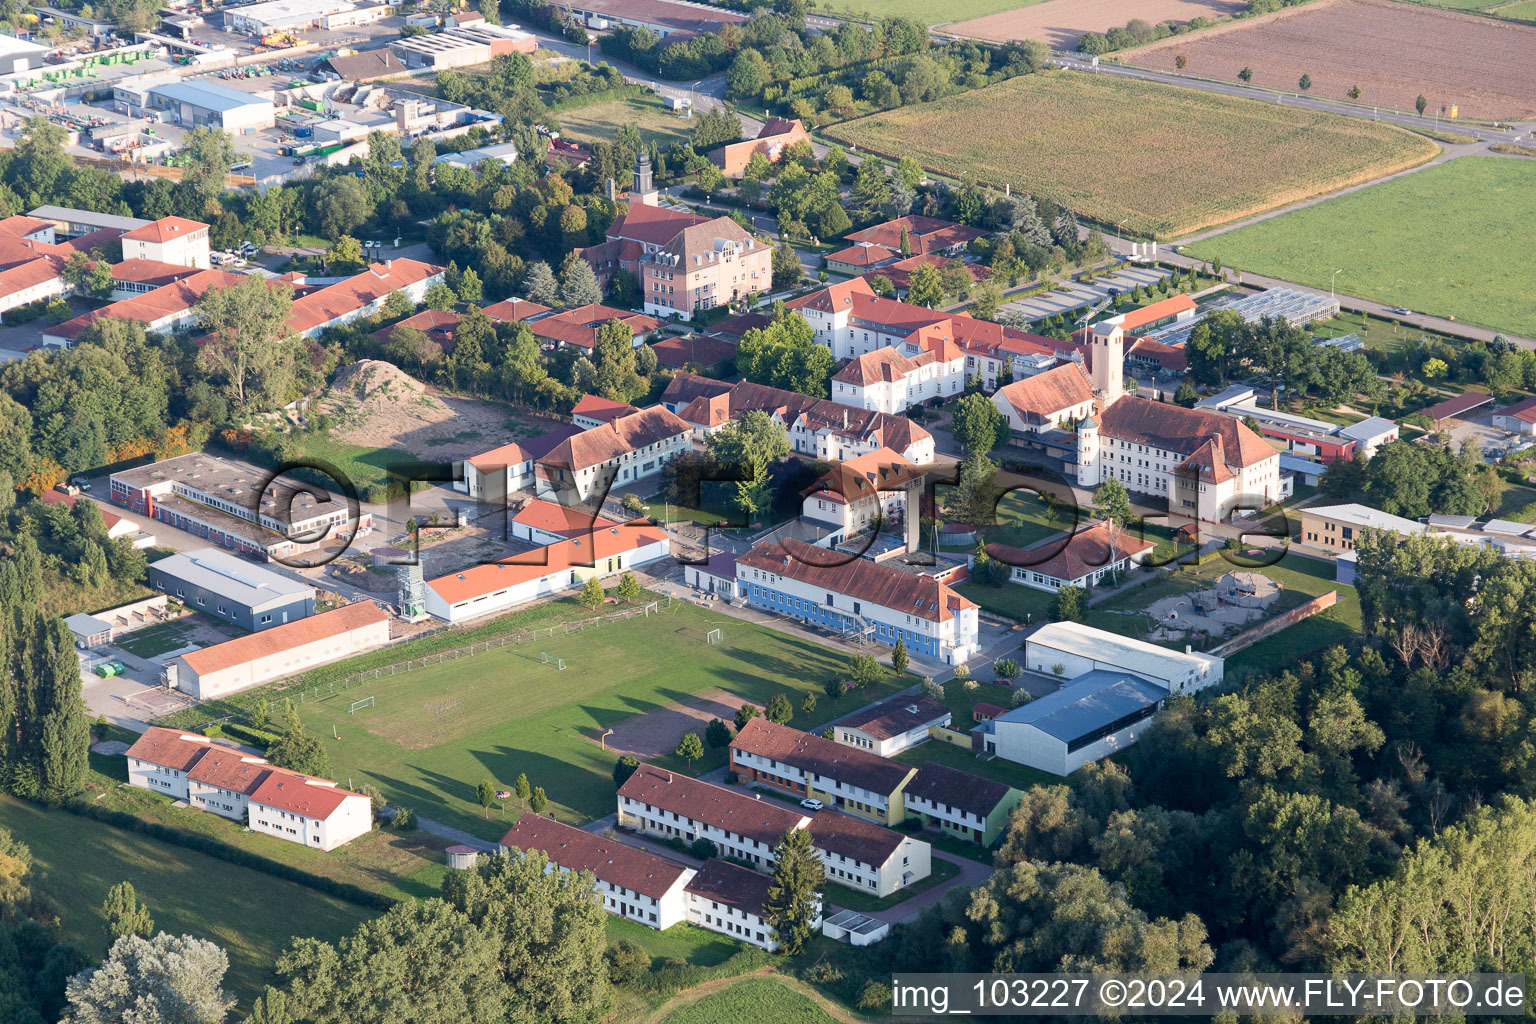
xmin=0 ymin=826 xmax=87 ymax=1024
xmin=1078 ymin=0 xmax=1311 ymax=54
xmin=1320 ymin=436 xmax=1500 ymax=517
xmin=1185 ymin=309 xmax=1385 ymax=407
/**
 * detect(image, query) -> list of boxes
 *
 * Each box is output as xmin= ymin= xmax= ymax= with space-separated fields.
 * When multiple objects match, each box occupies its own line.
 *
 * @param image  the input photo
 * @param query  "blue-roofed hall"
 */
xmin=980 ymin=670 xmax=1167 ymax=776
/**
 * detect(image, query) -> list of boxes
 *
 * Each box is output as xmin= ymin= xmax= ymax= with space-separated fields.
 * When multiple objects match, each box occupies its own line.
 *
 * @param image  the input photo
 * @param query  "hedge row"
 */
xmin=58 ymin=798 xmax=396 ymax=911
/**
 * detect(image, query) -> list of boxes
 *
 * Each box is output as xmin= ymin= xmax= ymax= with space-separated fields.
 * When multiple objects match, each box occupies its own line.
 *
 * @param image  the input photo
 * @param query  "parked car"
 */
xmin=70 ymin=476 xmax=90 ymax=490
xmin=1391 ymin=307 xmax=1414 ymax=316
xmin=799 ymin=798 xmax=824 ymax=811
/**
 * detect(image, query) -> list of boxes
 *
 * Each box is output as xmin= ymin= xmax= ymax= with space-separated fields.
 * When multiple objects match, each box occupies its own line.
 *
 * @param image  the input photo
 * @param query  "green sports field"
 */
xmin=1185 ymin=157 xmax=1536 ymax=337
xmin=298 ymin=601 xmax=910 ymax=836
xmin=0 ymin=796 xmax=372 ymax=1008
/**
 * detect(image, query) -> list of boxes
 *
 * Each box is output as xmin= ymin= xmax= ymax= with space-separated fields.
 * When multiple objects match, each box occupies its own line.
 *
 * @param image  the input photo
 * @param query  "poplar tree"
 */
xmin=764 ymin=827 xmax=824 ymax=954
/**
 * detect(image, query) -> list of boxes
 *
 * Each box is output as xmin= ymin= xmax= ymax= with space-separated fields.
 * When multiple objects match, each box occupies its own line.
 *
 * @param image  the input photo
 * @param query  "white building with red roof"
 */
xmin=248 ymin=770 xmax=372 ymax=851
xmin=455 ymin=425 xmax=583 ymax=501
xmin=985 ymin=519 xmax=1154 ymax=594
xmin=800 ymin=446 xmax=922 ymax=538
xmin=165 ymin=601 xmax=390 ymax=700
xmin=1494 ymin=396 xmax=1536 ymax=436
xmin=831 ymin=339 xmax=966 ymax=415
xmin=571 ymin=394 xmax=640 ymax=430
xmin=736 ymin=538 xmax=978 ymax=665
xmin=423 ymin=521 xmax=670 ymax=623
xmin=536 ymin=406 xmax=694 ymax=505
xmin=125 ymin=726 xmax=373 ymax=850
xmin=120 ymin=216 xmax=211 ymax=269
xmin=991 ymin=362 xmax=1095 ymax=435
xmin=501 ymin=813 xmax=696 ymax=929
xmin=509 ymin=497 xmax=624 ymax=544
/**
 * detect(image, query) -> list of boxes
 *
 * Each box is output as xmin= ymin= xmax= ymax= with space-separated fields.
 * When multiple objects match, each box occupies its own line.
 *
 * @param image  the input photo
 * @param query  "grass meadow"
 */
xmin=0 ymin=796 xmax=373 ymax=1009
xmin=295 ymin=600 xmax=910 ymax=835
xmin=1185 ymin=156 xmax=1536 ymax=337
xmin=827 ymin=71 xmax=1436 ymax=238
xmin=659 ymin=977 xmax=841 ymax=1024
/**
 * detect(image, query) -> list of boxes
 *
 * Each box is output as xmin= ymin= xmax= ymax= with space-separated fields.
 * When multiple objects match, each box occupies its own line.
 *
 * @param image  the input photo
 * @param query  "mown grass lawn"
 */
xmin=1185 ymin=156 xmax=1536 ymax=337
xmin=660 ymin=976 xmax=840 ymax=1024
xmin=292 ymin=601 xmax=909 ymax=836
xmin=0 ymin=796 xmax=373 ymax=1009
xmin=556 ymin=95 xmax=696 ymax=148
xmin=606 ymin=917 xmax=744 ymax=968
xmin=894 ymin=733 xmax=1058 ymax=794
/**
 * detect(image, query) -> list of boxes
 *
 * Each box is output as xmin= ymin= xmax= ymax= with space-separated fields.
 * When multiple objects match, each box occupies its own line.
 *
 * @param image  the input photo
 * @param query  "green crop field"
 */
xmin=1185 ymin=157 xmax=1536 ymax=338
xmin=661 ymin=977 xmax=840 ymax=1024
xmin=0 ymin=797 xmax=373 ymax=1008
xmin=811 ymin=0 xmax=1042 ymax=25
xmin=827 ymin=71 xmax=1436 ymax=238
xmin=296 ymin=602 xmax=910 ymax=836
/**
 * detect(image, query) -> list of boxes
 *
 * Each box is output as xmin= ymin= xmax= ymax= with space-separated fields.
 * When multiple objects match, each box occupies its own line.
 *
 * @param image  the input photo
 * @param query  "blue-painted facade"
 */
xmin=740 ymin=581 xmax=943 ymax=659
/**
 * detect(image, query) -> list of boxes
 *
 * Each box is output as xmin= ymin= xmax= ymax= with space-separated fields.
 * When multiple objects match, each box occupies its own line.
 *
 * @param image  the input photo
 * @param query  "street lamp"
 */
xmin=1330 ymin=267 xmax=1344 ymax=299
xmin=690 ymin=79 xmax=702 ymax=117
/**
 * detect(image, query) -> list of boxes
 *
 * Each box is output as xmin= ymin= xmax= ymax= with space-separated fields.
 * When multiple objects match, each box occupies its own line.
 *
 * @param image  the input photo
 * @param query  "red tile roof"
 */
xmin=186 ymin=748 xmax=273 ymax=796
xmin=543 ymin=406 xmax=692 ymax=473
xmin=985 ymin=519 xmax=1154 ymax=585
xmin=733 ymin=717 xmax=915 ymax=795
xmin=425 ymin=520 xmax=668 ymax=605
xmin=482 ymin=297 xmax=551 ymax=322
xmin=674 ymin=378 xmax=932 ymax=458
xmin=0 ymin=215 xmax=52 ymax=237
xmin=607 ymin=202 xmax=709 ymax=247
xmin=122 ymin=217 xmax=207 ymax=244
xmin=736 ymin=538 xmax=975 ymax=623
xmin=525 ymin=303 xmax=660 ymax=351
xmin=1099 ymin=395 xmax=1276 ymax=470
xmin=619 ymin=764 xmax=808 ymax=847
xmin=1423 ymin=391 xmax=1494 ymax=421
xmin=836 ymin=696 xmax=950 ymax=741
xmin=0 ymin=256 xmax=63 ymax=296
xmin=651 ymin=333 xmax=736 ymax=369
xmin=826 ymin=244 xmax=897 ymax=268
xmin=844 ymin=216 xmax=985 ymax=255
xmin=48 ymin=268 xmax=247 ymax=341
xmin=249 ymin=772 xmax=365 ymax=820
xmin=874 ymin=252 xmax=989 ymax=292
xmin=685 ymin=858 xmax=773 ymax=918
xmin=465 ymin=425 xmax=583 ymax=473
xmin=501 ymin=813 xmax=690 ymax=901
xmin=176 ymin=602 xmax=387 ymax=677
xmin=993 ymin=364 xmax=1093 ymax=424
xmin=288 ymin=259 xmax=443 ymax=334
xmin=1118 ymin=293 xmax=1197 ymax=333
xmin=572 ymin=394 xmax=641 ymax=423
xmin=510 ymin=498 xmax=624 ymax=537
xmin=39 ymin=489 xmax=125 ymax=530
xmin=907 ymin=761 xmax=1016 ymax=819
xmin=802 ymin=447 xmax=922 ymax=505
xmin=1498 ymin=397 xmax=1536 ymax=424
xmin=1127 ymin=337 xmax=1187 ymax=373
xmin=805 ymin=811 xmax=907 ymax=866
xmin=125 ymin=726 xmax=213 ymax=771
xmin=111 ymin=258 xmax=204 ymax=288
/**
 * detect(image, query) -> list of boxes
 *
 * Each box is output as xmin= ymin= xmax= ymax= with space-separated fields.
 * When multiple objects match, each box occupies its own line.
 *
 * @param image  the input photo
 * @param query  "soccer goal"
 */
xmin=540 ymin=652 xmax=565 ymax=670
xmin=348 ymin=696 xmax=374 ymax=715
xmin=704 ymin=628 xmax=722 ymax=645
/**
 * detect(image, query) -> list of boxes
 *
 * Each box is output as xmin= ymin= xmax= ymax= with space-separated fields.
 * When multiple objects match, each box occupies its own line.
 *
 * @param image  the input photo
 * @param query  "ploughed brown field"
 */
xmin=1125 ymin=0 xmax=1536 ymax=120
xmin=944 ymin=0 xmax=1245 ymax=50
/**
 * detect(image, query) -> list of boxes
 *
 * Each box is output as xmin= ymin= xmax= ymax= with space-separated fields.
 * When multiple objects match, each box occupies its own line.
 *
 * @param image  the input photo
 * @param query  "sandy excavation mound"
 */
xmin=318 ymin=360 xmax=518 ymax=462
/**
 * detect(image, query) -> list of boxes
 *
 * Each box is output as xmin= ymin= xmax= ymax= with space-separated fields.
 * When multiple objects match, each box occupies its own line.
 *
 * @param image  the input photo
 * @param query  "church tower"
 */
xmin=1090 ymin=320 xmax=1124 ymax=406
xmin=632 ymin=151 xmax=658 ymax=206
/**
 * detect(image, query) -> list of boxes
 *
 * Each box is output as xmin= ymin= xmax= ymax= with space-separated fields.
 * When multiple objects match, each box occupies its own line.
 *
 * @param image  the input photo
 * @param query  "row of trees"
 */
xmin=1320 ymin=436 xmax=1501 ymax=518
xmin=1185 ymin=309 xmax=1384 ymax=406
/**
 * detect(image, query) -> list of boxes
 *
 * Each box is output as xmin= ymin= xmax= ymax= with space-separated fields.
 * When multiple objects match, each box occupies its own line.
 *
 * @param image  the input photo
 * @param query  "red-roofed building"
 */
xmin=572 ymin=394 xmax=640 ymax=430
xmin=801 ymin=446 xmax=922 ymax=538
xmin=0 ymin=256 xmax=66 ymax=316
xmin=537 ymin=406 xmax=693 ymax=504
xmin=248 ymin=771 xmax=372 ymax=851
xmin=986 ymin=519 xmax=1154 ymax=594
xmin=640 ymin=216 xmax=770 ymax=318
xmin=826 ymin=243 xmax=898 ymax=275
xmin=1072 ymin=294 xmax=1198 ymax=347
xmin=166 ymin=602 xmax=391 ymax=700
xmin=832 ymin=338 xmax=967 ymax=415
xmin=455 ymin=425 xmax=583 ymax=501
xmin=120 ymin=216 xmax=211 ymax=269
xmin=111 ymin=258 xmax=205 ymax=297
xmin=424 ymin=519 xmax=670 ymax=623
xmin=1424 ymin=391 xmax=1494 ymax=426
xmin=708 ymin=116 xmax=809 ymax=177
xmin=372 ymin=309 xmax=463 ymax=352
xmin=126 ymin=726 xmax=372 ymax=850
xmin=509 ymin=497 xmax=624 ymax=544
xmin=482 ymin=296 xmax=551 ymax=323
xmin=1494 ymin=397 xmax=1536 ymax=436
xmin=0 ymin=215 xmax=55 ymax=242
xmin=991 ymin=363 xmax=1095 ymax=435
xmin=43 ymin=268 xmax=246 ymax=345
xmin=730 ymin=717 xmax=916 ymax=825
xmin=843 ymin=216 xmax=985 ymax=256
xmin=649 ymin=332 xmax=736 ymax=371
xmin=736 ymin=538 xmax=978 ymax=665
xmin=501 ymin=813 xmax=695 ymax=929
xmin=288 ymin=259 xmax=445 ymax=338
xmin=522 ymin=303 xmax=660 ymax=352
xmin=869 ymin=252 xmax=989 ymax=298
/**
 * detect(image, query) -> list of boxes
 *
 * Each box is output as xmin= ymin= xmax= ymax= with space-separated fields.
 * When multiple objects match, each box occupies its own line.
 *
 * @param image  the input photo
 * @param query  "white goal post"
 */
xmin=705 ymin=628 xmax=722 ymax=645
xmin=348 ymin=696 xmax=374 ymax=714
xmin=540 ymin=652 xmax=565 ymax=670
